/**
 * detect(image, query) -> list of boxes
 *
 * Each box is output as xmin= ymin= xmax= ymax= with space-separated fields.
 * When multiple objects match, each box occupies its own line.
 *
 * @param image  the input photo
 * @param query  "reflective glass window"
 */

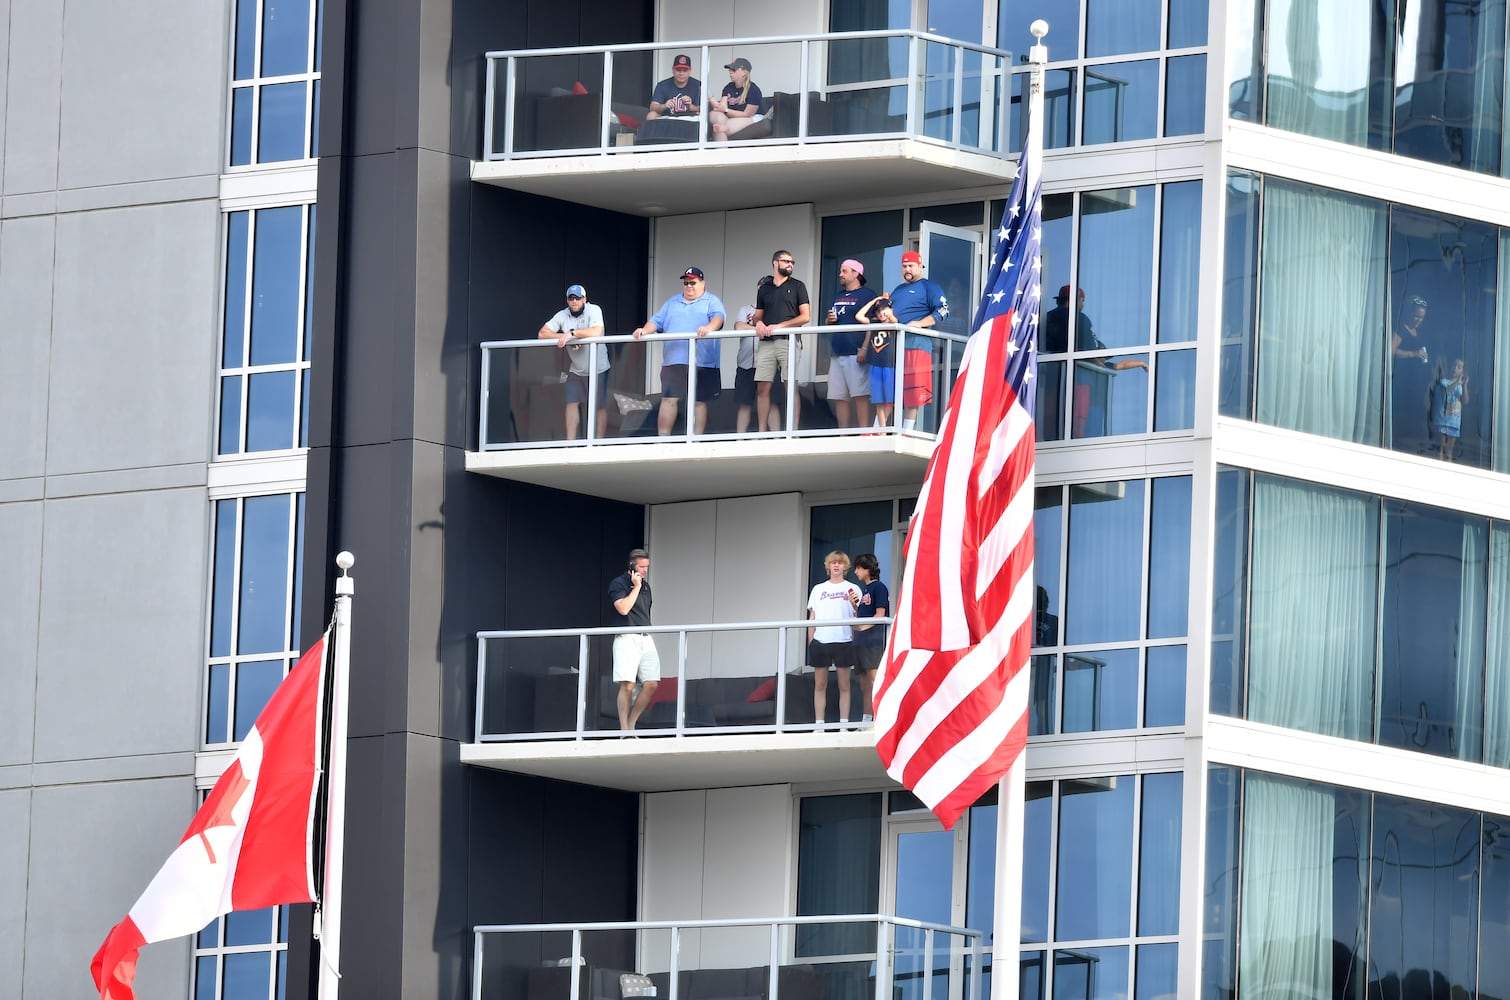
xmin=1157 ymin=181 xmax=1201 ymax=344
xmin=1218 ymin=171 xmax=1259 ymax=419
xmin=229 ymin=0 xmax=321 ymax=166
xmin=1078 ymin=187 xmax=1154 ymax=349
xmin=1056 ymin=777 xmax=1134 ymax=940
xmin=1136 ymin=772 xmax=1182 ymax=935
xmin=195 ymin=897 xmax=289 ymax=1000
xmin=1164 ymin=53 xmax=1206 ymax=135
xmin=1083 ymin=59 xmax=1159 ymax=143
xmin=1066 ymin=480 xmax=1145 ymax=644
xmin=1263 ymin=0 xmax=1393 ymax=149
xmin=796 ymin=793 xmax=882 ymax=957
xmin=1063 ymin=647 xmax=1139 ymax=732
xmin=1144 ymin=645 xmax=1185 ymax=727
xmin=1086 ymin=0 xmax=1160 ymax=57
xmin=1393 ymin=0 xmax=1505 ymax=173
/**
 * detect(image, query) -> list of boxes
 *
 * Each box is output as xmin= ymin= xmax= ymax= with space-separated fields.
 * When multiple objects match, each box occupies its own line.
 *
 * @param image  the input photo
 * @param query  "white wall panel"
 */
xmin=0 ymin=789 xmax=26 ymax=998
xmin=641 ymin=789 xmax=709 ymax=969
xmin=3 ymin=0 xmax=62 ymax=195
xmin=0 ymin=216 xmax=55 ymax=481
xmin=0 ymin=501 xmax=41 ymax=768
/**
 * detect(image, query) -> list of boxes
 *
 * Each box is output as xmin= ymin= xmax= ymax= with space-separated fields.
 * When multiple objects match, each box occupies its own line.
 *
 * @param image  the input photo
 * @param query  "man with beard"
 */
xmin=753 ymin=249 xmax=810 ymax=432
xmin=537 ymin=283 xmax=608 ymax=439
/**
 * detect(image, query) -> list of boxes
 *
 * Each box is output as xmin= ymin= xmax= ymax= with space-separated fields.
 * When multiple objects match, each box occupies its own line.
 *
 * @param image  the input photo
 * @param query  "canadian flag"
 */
xmin=91 ymin=632 xmax=330 ymax=1000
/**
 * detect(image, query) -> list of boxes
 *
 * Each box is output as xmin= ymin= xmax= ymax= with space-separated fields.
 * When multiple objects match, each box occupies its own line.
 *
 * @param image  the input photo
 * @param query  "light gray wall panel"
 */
xmin=0 ymin=501 xmax=42 ymax=767
xmin=32 ymin=488 xmax=206 ymax=762
xmin=24 ymin=777 xmax=193 ymax=1000
xmin=0 ymin=216 xmax=54 ymax=480
xmin=47 ymin=200 xmax=218 ymax=477
xmin=58 ymin=0 xmax=226 ymax=190
xmin=3 ymin=0 xmax=62 ymax=195
xmin=0 ymin=789 xmax=28 ymax=999
xmin=0 ymin=0 xmax=10 ymax=195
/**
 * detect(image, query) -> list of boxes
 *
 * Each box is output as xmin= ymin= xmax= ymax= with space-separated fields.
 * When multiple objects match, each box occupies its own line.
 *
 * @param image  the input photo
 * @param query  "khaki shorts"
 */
xmin=612 ymin=633 xmax=662 ymax=683
xmin=827 ymin=355 xmax=870 ymax=400
xmin=754 ymin=338 xmax=793 ymax=381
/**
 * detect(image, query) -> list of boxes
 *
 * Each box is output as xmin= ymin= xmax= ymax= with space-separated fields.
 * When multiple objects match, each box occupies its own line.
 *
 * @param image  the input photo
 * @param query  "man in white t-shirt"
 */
xmin=538 ymin=283 xmax=609 ymax=440
xmin=807 ymin=550 xmax=862 ymax=728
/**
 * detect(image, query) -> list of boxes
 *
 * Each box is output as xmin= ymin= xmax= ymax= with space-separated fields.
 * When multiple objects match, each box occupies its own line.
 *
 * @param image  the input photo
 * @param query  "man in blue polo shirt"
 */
xmin=634 ymin=266 xmax=726 ymax=435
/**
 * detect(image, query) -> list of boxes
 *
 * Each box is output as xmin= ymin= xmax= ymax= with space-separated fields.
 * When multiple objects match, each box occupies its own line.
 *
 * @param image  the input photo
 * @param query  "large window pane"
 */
xmin=237 ymin=495 xmax=293 ymax=655
xmin=809 ymin=501 xmax=896 ymax=594
xmin=1378 ymin=503 xmax=1486 ymax=760
xmin=258 ymin=82 xmax=308 ymax=162
xmin=1144 ymin=645 xmax=1185 ymax=727
xmin=1077 ymin=187 xmax=1154 ymax=349
xmin=1085 ymin=0 xmax=1158 ymax=58
xmin=1157 ymin=182 xmax=1201 ymax=344
xmin=1137 ymin=773 xmax=1181 ymax=936
xmin=1264 ymin=0 xmax=1392 ymax=149
xmin=260 ymin=0 xmax=311 ymax=78
xmin=1218 ymin=171 xmax=1259 ymax=419
xmin=1055 ymin=777 xmax=1133 ymax=940
xmin=1168 ymin=0 xmax=1208 ymax=48
xmin=1209 ymin=469 xmax=1249 ymax=718
xmin=1054 ymin=946 xmax=1126 ymax=999
xmin=1393 ymin=0 xmax=1505 ymax=174
xmin=1163 ymin=54 xmax=1206 ymax=136
xmin=796 ymin=793 xmax=882 ymax=956
xmin=249 ymin=207 xmax=304 ymax=366
xmin=1147 ymin=476 xmax=1191 ymax=638
xmin=1083 ymin=59 xmax=1159 ymax=143
xmin=1066 ymin=480 xmax=1144 ymax=644
xmin=1033 ymin=487 xmax=1063 ymax=647
xmin=1483 ymin=816 xmax=1510 ymax=998
xmin=1255 ymin=180 xmax=1386 ymax=444
xmin=1062 ymin=647 xmax=1138 ymax=732
xmin=1000 ymin=0 xmax=1080 ymax=57
xmin=1020 ymin=785 xmax=1052 ymax=943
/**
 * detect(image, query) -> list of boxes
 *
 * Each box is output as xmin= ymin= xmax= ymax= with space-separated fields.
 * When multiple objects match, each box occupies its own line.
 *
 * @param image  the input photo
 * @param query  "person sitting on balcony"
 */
xmin=754 ymin=250 xmax=810 ymax=431
xmin=808 ymin=550 xmax=862 ymax=729
xmin=709 ymin=57 xmax=764 ymax=140
xmin=826 ymin=258 xmax=877 ymax=429
xmin=537 ymin=283 xmax=608 ymax=440
xmin=634 ymin=266 xmax=725 ymax=435
xmin=645 ymin=53 xmax=701 ymax=120
xmin=608 ymin=548 xmax=659 ymax=732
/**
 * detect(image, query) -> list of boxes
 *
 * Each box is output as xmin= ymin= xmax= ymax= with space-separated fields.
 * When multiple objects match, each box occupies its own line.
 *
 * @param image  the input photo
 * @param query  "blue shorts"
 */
xmin=870 ymin=365 xmax=897 ymax=404
xmin=564 ymin=372 xmax=607 ymax=408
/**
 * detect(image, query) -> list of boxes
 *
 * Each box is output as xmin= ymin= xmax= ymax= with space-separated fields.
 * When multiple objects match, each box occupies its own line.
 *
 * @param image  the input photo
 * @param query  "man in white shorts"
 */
xmin=825 ymin=258 xmax=878 ymax=428
xmin=608 ymin=548 xmax=660 ymax=731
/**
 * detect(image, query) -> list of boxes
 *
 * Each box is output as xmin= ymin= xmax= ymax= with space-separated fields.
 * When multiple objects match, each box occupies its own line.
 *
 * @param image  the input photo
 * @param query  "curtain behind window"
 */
xmin=1486 ymin=525 xmax=1510 ymax=766
xmin=1256 ymin=181 xmax=1386 ymax=444
xmin=1248 ymin=476 xmax=1377 ymax=740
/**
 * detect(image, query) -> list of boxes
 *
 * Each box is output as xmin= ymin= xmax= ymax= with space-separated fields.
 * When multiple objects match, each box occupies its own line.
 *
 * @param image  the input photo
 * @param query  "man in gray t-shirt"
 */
xmin=538 ymin=283 xmax=610 ymax=439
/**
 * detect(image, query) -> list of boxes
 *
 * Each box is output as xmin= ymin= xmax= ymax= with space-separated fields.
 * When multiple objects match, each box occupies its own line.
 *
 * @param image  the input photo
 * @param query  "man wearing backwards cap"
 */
xmin=825 ymin=258 xmax=879 ymax=428
xmin=537 ymin=284 xmax=609 ymax=440
xmin=635 ymin=266 xmax=726 ymax=435
xmin=646 ymin=53 xmax=702 ymax=120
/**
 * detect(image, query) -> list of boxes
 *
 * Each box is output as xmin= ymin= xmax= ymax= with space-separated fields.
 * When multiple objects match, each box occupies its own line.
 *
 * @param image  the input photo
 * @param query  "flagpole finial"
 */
xmin=335 ymin=551 xmax=355 ymax=597
xmin=1028 ymin=20 xmax=1049 ymax=65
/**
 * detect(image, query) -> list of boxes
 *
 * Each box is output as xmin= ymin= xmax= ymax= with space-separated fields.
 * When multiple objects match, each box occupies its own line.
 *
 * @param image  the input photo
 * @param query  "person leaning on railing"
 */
xmin=536 ymin=283 xmax=608 ymax=441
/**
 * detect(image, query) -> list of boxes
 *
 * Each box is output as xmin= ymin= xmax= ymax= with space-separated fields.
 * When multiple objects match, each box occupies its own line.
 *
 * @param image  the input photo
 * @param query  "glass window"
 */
xmin=809 ymin=500 xmax=899 ymax=595
xmin=1217 ymin=467 xmax=1510 ymax=769
xmin=796 ymin=793 xmax=882 ymax=956
xmin=1218 ymin=171 xmax=1260 ymax=419
xmin=1086 ymin=0 xmax=1160 ymax=58
xmin=230 ymin=0 xmax=322 ymax=166
xmin=1083 ymin=59 xmax=1159 ymax=143
xmin=195 ymin=883 xmax=289 ymax=999
xmin=1035 ymin=477 xmax=1190 ymax=734
xmin=205 ymin=493 xmax=304 ymax=746
xmin=1056 ymin=777 xmax=1135 ymax=940
xmin=1263 ymin=0 xmax=1393 ymax=150
xmin=219 ymin=205 xmax=315 ymax=456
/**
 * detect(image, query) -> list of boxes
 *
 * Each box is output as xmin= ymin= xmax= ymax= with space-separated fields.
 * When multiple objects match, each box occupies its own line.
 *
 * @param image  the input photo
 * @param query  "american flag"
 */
xmin=872 ymin=135 xmax=1041 ymax=830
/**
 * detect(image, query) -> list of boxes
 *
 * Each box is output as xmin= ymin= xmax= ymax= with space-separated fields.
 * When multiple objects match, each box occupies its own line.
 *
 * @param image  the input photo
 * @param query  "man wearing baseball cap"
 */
xmin=646 ymin=53 xmax=702 ymax=120
xmin=634 ymin=266 xmax=726 ymax=435
xmin=537 ymin=284 xmax=609 ymax=440
xmin=825 ymin=258 xmax=878 ymax=428
xmin=882 ymin=251 xmax=948 ymax=431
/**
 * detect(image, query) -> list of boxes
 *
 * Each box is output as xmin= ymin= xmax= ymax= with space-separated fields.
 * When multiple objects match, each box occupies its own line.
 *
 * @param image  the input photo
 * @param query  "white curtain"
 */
xmin=1454 ymin=521 xmax=1489 ymax=761
xmin=1249 ymin=477 xmax=1377 ymax=740
xmin=1256 ymin=181 xmax=1386 ymax=444
xmin=1266 ymin=0 xmax=1378 ymax=144
xmin=1485 ymin=525 xmax=1510 ymax=766
xmin=1238 ymin=774 xmax=1336 ymax=998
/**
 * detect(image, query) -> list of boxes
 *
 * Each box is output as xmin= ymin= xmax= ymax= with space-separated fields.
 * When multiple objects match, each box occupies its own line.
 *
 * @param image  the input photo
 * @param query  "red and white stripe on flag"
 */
xmin=873 ymin=288 xmax=1037 ymax=831
xmin=91 ymin=632 xmax=329 ymax=1000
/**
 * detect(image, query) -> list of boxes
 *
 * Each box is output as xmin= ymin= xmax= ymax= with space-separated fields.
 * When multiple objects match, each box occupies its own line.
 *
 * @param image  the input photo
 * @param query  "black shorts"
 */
xmin=809 ymin=640 xmax=855 ymax=669
xmin=853 ymin=643 xmax=884 ymax=672
xmin=736 ymin=367 xmax=756 ymax=406
xmin=661 ymin=364 xmax=722 ymax=402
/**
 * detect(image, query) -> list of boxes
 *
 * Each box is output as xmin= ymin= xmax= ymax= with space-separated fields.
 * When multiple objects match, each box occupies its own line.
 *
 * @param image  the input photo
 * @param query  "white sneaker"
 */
xmin=862 ymin=714 xmax=874 ymax=723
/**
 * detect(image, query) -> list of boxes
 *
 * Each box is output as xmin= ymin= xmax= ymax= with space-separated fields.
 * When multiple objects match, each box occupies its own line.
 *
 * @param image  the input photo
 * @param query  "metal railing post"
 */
xmin=768 ymin=922 xmax=780 ymax=999
xmin=570 ymin=929 xmax=583 ymax=1000
xmin=669 ymin=926 xmax=681 ymax=1000
xmin=503 ymin=56 xmax=518 ymax=159
xmin=906 ymin=34 xmax=920 ymax=137
xmin=472 ymin=930 xmax=485 ymax=1000
xmin=483 ymin=57 xmax=497 ymax=160
xmin=676 ymin=629 xmax=688 ymax=734
xmin=475 ymin=638 xmax=488 ymax=741
xmin=798 ymin=40 xmax=810 ymax=140
xmin=922 ymin=927 xmax=935 ymax=1000
xmin=479 ymin=345 xmax=492 ymax=448
xmin=686 ymin=344 xmax=697 ymax=442
xmin=576 ymin=632 xmax=590 ymax=737
xmin=785 ymin=331 xmax=797 ymax=435
xmin=952 ymin=43 xmax=965 ymax=146
xmin=775 ymin=627 xmax=788 ymax=731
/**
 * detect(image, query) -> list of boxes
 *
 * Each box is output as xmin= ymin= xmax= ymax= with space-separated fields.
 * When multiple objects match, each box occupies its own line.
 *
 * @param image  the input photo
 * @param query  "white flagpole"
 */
xmin=990 ymin=21 xmax=1046 ymax=1000
xmin=316 ymin=551 xmax=354 ymax=1000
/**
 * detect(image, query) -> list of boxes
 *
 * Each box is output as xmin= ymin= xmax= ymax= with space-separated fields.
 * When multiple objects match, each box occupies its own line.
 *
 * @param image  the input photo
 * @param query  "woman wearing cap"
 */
xmin=709 ymin=57 xmax=764 ymax=141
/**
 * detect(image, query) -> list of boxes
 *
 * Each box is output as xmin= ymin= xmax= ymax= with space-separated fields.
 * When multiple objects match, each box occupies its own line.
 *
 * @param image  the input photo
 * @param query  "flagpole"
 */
xmin=316 ymin=551 xmax=354 ymax=1000
xmin=990 ymin=21 xmax=1045 ymax=1000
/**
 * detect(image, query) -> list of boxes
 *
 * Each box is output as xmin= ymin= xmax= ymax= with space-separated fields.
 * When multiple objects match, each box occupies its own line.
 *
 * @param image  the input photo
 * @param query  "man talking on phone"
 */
xmin=608 ymin=548 xmax=660 ymax=732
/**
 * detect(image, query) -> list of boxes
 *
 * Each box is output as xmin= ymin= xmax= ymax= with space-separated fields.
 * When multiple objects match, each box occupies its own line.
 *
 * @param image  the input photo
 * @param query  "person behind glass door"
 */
xmin=754 ymin=250 xmax=811 ymax=431
xmin=536 ymin=283 xmax=608 ymax=440
xmin=826 ymin=258 xmax=878 ymax=429
xmin=709 ymin=57 xmax=764 ymax=140
xmin=1432 ymin=358 xmax=1469 ymax=462
xmin=608 ymin=549 xmax=659 ymax=732
xmin=646 ymin=53 xmax=701 ymax=120
xmin=633 ymin=266 xmax=726 ymax=435
xmin=1391 ymin=295 xmax=1432 ymax=454
xmin=1042 ymin=285 xmax=1148 ymax=369
xmin=849 ymin=552 xmax=889 ymax=724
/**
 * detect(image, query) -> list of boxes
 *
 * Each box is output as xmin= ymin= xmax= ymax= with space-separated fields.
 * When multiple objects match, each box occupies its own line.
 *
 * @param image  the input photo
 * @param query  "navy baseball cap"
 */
xmin=681 ymin=266 xmax=705 ymax=281
xmin=672 ymin=54 xmax=692 ymax=70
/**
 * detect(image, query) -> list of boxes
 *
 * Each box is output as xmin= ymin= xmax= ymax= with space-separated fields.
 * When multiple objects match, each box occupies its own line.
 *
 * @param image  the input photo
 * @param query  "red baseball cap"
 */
xmin=901 ymin=251 xmax=923 ymax=265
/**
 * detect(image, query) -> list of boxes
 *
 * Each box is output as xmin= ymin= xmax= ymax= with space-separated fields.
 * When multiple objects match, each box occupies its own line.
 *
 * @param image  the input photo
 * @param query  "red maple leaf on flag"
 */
xmin=180 ymin=760 xmax=251 ymax=865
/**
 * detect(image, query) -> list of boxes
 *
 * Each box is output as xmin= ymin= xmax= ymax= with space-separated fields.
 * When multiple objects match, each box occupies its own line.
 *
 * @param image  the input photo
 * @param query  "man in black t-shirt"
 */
xmin=753 ymin=249 xmax=811 ymax=432
xmin=608 ymin=548 xmax=660 ymax=731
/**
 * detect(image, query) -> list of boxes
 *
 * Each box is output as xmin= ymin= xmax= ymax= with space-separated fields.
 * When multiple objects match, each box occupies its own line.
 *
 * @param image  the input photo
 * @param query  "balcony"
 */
xmin=476 ymin=33 xmax=1014 ymax=216
xmin=461 ymin=620 xmax=893 ymax=791
xmin=467 ymin=325 xmax=963 ymax=504
xmin=472 ymin=915 xmax=985 ymax=1000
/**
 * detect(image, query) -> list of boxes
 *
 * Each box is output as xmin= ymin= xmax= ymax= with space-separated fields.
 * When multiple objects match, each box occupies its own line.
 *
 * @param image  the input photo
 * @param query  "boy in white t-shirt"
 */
xmin=807 ymin=550 xmax=862 ymax=728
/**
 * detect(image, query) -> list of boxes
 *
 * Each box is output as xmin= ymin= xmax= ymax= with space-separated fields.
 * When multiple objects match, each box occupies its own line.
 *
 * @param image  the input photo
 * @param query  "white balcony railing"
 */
xmin=475 ymin=619 xmax=894 ymax=741
xmin=479 ymin=324 xmax=966 ymax=450
xmin=472 ymin=914 xmax=986 ymax=1000
xmin=483 ymin=32 xmax=1013 ymax=161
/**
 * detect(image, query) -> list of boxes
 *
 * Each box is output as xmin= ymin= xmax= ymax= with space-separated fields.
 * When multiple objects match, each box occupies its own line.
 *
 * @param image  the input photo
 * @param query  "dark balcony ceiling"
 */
xmin=461 ymin=731 xmax=890 ymax=792
xmin=471 ymin=140 xmax=1014 ymax=217
xmin=465 ymin=435 xmax=935 ymax=504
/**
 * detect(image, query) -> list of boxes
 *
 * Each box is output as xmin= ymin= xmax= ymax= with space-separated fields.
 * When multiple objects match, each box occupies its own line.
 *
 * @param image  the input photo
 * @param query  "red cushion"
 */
xmin=571 ymin=80 xmax=589 ymax=95
xmin=746 ymin=679 xmax=777 ymax=703
xmin=649 ymin=677 xmax=678 ymax=704
xmin=615 ymin=112 xmax=643 ymax=129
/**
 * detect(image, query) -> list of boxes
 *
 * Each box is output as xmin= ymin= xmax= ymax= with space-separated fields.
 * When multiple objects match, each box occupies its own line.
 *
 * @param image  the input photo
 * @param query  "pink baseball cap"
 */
xmin=840 ymin=258 xmax=864 ymax=275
